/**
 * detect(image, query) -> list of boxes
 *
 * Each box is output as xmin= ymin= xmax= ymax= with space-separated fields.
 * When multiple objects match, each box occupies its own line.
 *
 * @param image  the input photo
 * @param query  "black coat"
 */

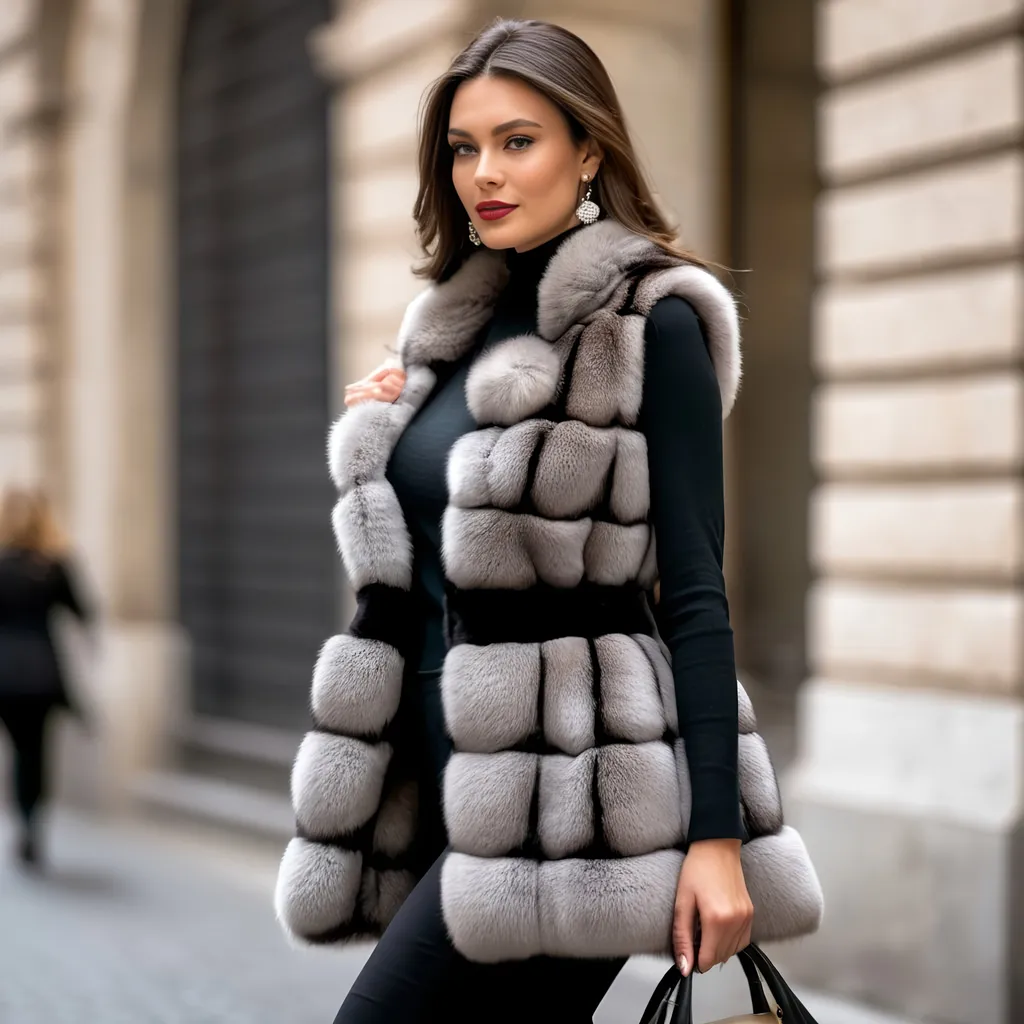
xmin=0 ymin=548 xmax=92 ymax=707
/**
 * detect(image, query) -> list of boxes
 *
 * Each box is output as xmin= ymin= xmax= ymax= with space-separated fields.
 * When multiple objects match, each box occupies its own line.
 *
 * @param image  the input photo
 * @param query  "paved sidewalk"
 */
xmin=0 ymin=809 xmax=920 ymax=1023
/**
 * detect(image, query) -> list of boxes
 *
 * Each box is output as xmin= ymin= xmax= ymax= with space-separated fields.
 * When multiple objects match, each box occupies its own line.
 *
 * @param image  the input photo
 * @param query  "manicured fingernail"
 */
xmin=678 ymin=955 xmax=689 ymax=977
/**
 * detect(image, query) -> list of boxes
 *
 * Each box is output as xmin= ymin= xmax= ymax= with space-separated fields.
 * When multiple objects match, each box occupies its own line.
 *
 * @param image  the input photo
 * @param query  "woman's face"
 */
xmin=448 ymin=74 xmax=601 ymax=253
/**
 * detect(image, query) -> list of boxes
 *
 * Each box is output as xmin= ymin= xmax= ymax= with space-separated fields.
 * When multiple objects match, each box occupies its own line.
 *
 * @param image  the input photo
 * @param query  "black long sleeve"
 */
xmin=640 ymin=295 xmax=744 ymax=844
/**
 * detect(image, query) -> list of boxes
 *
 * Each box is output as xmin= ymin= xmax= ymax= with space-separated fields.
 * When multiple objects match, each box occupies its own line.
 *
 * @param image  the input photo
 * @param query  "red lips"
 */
xmin=476 ymin=201 xmax=517 ymax=221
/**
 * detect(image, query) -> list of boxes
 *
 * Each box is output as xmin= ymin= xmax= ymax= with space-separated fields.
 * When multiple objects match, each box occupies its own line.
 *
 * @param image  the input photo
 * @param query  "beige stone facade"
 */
xmin=789 ymin=3 xmax=1024 ymax=1022
xmin=0 ymin=0 xmax=1022 ymax=1019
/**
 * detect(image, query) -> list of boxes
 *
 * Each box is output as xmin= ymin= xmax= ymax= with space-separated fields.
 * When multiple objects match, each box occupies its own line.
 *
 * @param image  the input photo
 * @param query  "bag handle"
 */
xmin=637 ymin=944 xmax=820 ymax=1024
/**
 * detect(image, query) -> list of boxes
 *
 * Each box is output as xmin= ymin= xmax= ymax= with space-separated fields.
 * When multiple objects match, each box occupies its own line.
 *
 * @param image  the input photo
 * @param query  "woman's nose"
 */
xmin=473 ymin=150 xmax=503 ymax=188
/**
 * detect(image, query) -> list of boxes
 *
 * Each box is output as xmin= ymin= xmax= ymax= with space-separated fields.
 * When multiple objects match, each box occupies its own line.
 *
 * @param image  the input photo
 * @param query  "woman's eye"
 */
xmin=451 ymin=136 xmax=532 ymax=157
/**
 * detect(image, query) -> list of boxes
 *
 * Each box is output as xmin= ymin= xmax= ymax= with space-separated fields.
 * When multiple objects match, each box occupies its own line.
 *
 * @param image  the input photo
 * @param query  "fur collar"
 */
xmin=397 ymin=220 xmax=744 ymax=417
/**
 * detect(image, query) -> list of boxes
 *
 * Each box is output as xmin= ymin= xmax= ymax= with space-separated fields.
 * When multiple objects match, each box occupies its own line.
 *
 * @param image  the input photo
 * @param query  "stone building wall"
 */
xmin=789 ymin=2 xmax=1024 ymax=1021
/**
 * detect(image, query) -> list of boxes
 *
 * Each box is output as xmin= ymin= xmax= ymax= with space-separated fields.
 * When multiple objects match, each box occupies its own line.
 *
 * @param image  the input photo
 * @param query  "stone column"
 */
xmin=788 ymin=3 xmax=1024 ymax=1022
xmin=60 ymin=0 xmax=188 ymax=806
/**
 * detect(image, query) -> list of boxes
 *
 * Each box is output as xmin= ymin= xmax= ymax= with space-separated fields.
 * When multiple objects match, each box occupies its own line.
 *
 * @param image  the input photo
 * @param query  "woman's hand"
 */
xmin=343 ymin=363 xmax=406 ymax=407
xmin=673 ymin=838 xmax=754 ymax=977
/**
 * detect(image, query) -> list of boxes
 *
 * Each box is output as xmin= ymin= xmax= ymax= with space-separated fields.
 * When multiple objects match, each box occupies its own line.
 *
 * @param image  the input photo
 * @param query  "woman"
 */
xmin=275 ymin=18 xmax=823 ymax=1022
xmin=0 ymin=487 xmax=93 ymax=866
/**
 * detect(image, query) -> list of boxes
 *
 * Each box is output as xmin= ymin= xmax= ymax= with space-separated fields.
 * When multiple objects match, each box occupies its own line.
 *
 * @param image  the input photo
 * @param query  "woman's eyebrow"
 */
xmin=447 ymin=118 xmax=543 ymax=138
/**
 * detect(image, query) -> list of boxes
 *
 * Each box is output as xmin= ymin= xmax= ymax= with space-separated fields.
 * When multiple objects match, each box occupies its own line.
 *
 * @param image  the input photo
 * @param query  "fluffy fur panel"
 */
xmin=332 ymin=481 xmax=413 ymax=592
xmin=310 ymin=635 xmax=404 ymax=738
xmin=540 ymin=636 xmax=594 ymax=756
xmin=443 ymin=741 xmax=683 ymax=860
xmin=399 ymin=249 xmax=508 ymax=365
xmin=609 ymin=429 xmax=650 ymax=524
xmin=738 ymin=732 xmax=784 ymax=838
xmin=291 ymin=732 xmax=392 ymax=841
xmin=441 ymin=641 xmax=541 ymax=753
xmin=327 ymin=401 xmax=402 ymax=495
xmin=444 ymin=751 xmax=537 ymax=857
xmin=442 ymin=507 xmax=650 ymax=590
xmin=441 ymin=849 xmax=683 ymax=961
xmin=446 ymin=427 xmax=501 ymax=509
xmin=447 ymin=420 xmax=649 ymax=525
xmin=538 ymin=749 xmax=596 ymax=857
xmin=274 ymin=839 xmax=363 ymax=942
xmin=742 ymin=827 xmax=825 ymax=942
xmin=564 ymin=311 xmax=646 ymax=428
xmin=532 ymin=421 xmax=619 ymax=519
xmin=584 ymin=521 xmax=651 ymax=586
xmin=599 ymin=741 xmax=686 ymax=855
xmin=326 ymin=365 xmax=435 ymax=494
xmin=442 ymin=634 xmax=670 ymax=755
xmin=632 ymin=633 xmax=678 ymax=734
xmin=465 ymin=334 xmax=562 ymax=425
xmin=442 ymin=507 xmax=591 ymax=589
xmin=537 ymin=219 xmax=665 ymax=340
xmin=447 ymin=422 xmax=549 ymax=511
xmin=595 ymin=634 xmax=670 ymax=743
xmin=441 ymin=829 xmax=823 ymax=962
xmin=633 ymin=265 xmax=743 ymax=419
xmin=275 ymin=771 xmax=418 ymax=945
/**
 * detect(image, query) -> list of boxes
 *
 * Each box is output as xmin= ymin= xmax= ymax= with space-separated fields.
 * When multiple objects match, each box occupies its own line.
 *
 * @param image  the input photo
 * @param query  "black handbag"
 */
xmin=638 ymin=944 xmax=820 ymax=1024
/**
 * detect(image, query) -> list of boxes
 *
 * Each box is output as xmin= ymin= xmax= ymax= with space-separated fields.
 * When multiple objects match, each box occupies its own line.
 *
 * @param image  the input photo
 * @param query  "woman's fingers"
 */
xmin=697 ymin=911 xmax=726 ymax=974
xmin=696 ymin=906 xmax=754 ymax=972
xmin=345 ymin=386 xmax=387 ymax=406
xmin=672 ymin=884 xmax=697 ymax=978
xmin=343 ymin=367 xmax=406 ymax=407
xmin=344 ymin=364 xmax=404 ymax=391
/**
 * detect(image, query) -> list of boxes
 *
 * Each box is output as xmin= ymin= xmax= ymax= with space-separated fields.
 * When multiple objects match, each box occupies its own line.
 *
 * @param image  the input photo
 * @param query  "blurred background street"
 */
xmin=0 ymin=810 xmax=913 ymax=1024
xmin=2 ymin=0 xmax=1023 ymax=1020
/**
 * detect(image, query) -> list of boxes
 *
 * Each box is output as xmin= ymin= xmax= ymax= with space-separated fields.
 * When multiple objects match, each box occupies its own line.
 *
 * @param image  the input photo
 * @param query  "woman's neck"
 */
xmin=504 ymin=223 xmax=585 ymax=293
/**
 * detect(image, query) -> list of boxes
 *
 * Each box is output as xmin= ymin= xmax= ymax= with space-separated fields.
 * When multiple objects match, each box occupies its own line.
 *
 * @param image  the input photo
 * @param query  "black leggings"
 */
xmin=0 ymin=697 xmax=51 ymax=829
xmin=333 ymin=851 xmax=625 ymax=1024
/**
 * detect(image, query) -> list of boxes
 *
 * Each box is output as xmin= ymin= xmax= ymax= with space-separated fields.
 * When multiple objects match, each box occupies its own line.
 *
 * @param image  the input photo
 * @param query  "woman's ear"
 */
xmin=580 ymin=139 xmax=603 ymax=181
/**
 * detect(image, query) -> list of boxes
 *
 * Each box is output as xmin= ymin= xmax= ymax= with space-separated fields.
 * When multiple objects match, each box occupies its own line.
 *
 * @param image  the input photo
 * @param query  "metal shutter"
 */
xmin=176 ymin=0 xmax=335 ymax=729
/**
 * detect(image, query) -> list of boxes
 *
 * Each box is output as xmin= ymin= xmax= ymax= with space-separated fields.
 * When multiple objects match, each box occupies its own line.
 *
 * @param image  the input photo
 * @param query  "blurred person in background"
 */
xmin=0 ymin=487 xmax=93 ymax=867
xmin=275 ymin=18 xmax=822 ymax=1023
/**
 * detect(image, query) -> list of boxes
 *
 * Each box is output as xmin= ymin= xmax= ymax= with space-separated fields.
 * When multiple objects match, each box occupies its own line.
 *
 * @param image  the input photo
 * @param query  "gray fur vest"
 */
xmin=274 ymin=220 xmax=823 ymax=962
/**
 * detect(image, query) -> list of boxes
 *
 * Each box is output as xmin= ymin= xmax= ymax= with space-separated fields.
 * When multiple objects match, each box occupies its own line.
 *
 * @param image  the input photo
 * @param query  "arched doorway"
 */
xmin=175 ymin=0 xmax=335 ymax=730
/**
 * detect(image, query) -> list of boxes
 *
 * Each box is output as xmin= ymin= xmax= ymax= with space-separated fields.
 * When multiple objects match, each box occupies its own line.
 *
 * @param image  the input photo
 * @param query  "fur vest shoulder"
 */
xmin=274 ymin=220 xmax=823 ymax=962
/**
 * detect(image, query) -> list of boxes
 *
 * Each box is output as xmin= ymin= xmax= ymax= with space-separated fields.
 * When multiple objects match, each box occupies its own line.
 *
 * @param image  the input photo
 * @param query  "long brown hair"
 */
xmin=0 ymin=487 xmax=68 ymax=559
xmin=413 ymin=18 xmax=707 ymax=282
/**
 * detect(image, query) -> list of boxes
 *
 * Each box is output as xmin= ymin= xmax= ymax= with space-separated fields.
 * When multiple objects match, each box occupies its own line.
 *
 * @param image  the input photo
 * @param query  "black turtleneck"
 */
xmin=386 ymin=226 xmax=743 ymax=843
